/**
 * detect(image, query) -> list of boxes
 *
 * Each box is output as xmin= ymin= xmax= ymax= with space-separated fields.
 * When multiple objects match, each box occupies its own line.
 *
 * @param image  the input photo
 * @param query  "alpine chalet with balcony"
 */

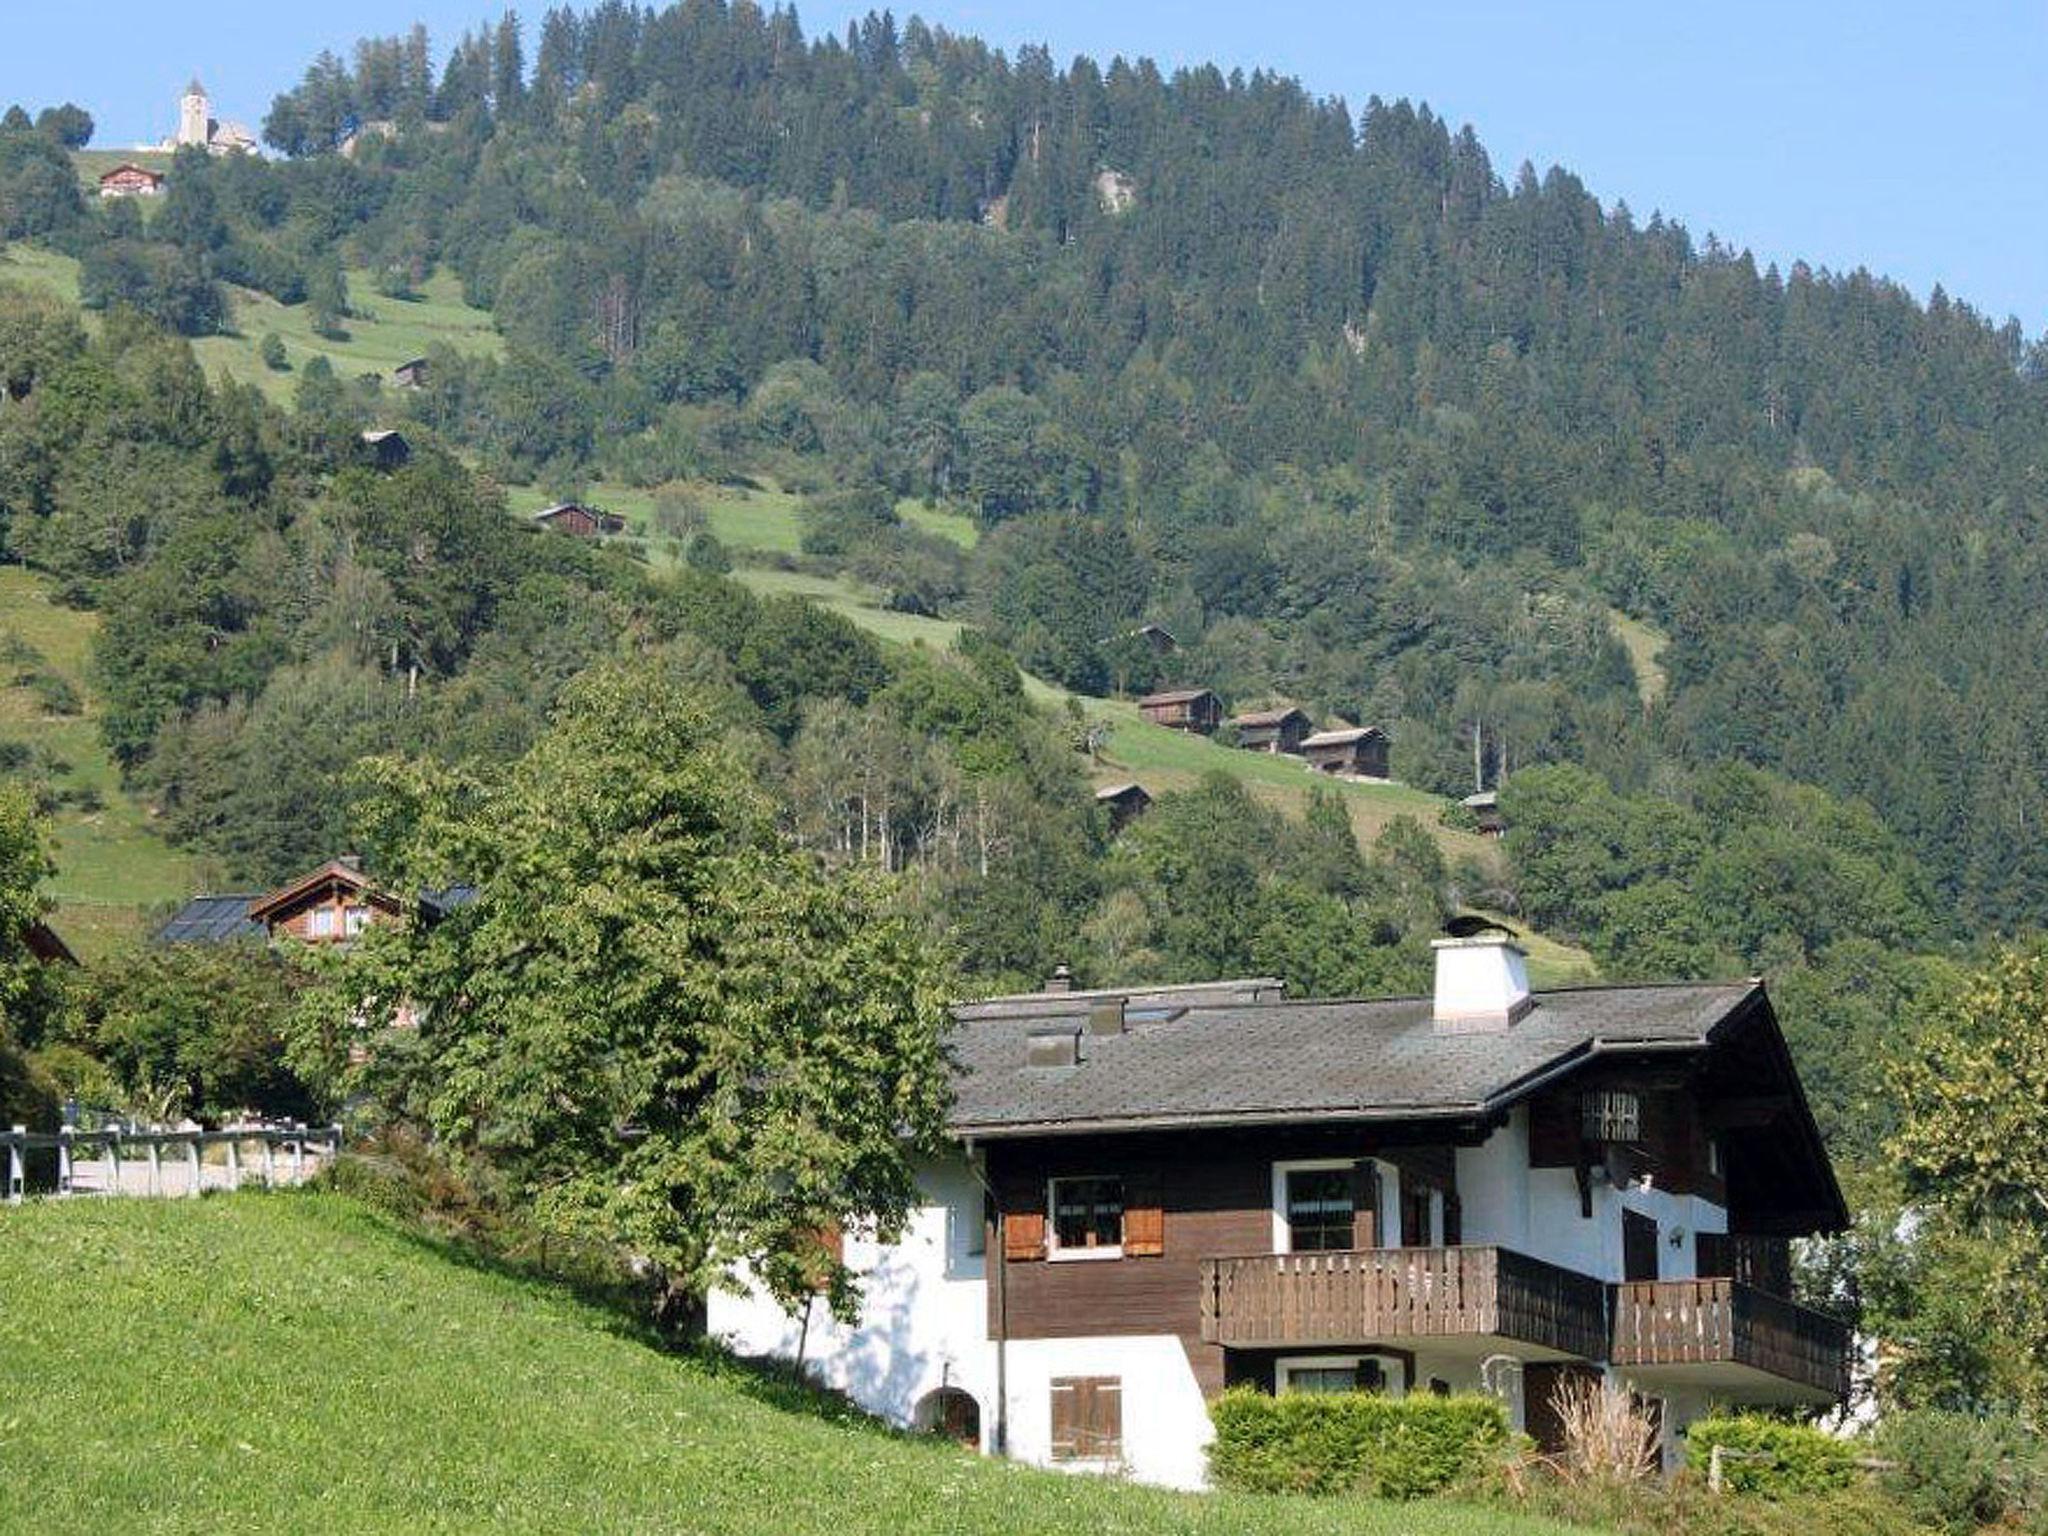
xmin=710 ymin=932 xmax=1850 ymax=1487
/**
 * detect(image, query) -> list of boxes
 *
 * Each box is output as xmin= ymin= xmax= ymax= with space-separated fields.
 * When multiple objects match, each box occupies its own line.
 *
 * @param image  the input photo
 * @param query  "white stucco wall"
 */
xmin=1003 ymin=1334 xmax=1214 ymax=1489
xmin=707 ymin=1154 xmax=999 ymax=1447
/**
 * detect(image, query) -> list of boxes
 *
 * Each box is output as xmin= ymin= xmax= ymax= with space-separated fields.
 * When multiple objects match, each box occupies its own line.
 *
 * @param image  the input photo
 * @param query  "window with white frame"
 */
xmin=1048 ymin=1175 xmax=1124 ymax=1257
xmin=1272 ymin=1158 xmax=1368 ymax=1253
xmin=307 ymin=906 xmax=339 ymax=939
xmin=1277 ymin=1354 xmax=1405 ymax=1397
xmin=343 ymin=904 xmax=372 ymax=937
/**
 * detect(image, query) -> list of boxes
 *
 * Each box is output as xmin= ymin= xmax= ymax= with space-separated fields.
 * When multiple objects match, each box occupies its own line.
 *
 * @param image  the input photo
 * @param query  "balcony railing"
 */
xmin=1199 ymin=1245 xmax=1609 ymax=1360
xmin=1609 ymin=1278 xmax=1850 ymax=1399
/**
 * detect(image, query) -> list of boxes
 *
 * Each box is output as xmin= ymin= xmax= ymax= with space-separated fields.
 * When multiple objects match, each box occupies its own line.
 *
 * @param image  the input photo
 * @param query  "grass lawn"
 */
xmin=0 ymin=1194 xmax=1604 ymax=1536
xmin=0 ymin=567 xmax=200 ymax=956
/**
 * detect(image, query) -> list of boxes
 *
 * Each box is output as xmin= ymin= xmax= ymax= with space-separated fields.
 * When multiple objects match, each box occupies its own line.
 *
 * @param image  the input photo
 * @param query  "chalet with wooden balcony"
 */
xmin=1227 ymin=706 xmax=1313 ymax=755
xmin=709 ymin=937 xmax=1850 ymax=1490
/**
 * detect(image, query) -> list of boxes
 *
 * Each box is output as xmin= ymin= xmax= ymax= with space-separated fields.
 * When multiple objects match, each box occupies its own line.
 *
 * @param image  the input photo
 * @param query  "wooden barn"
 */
xmin=533 ymin=502 xmax=627 ymax=538
xmin=1094 ymin=782 xmax=1152 ymax=833
xmin=392 ymin=356 xmax=429 ymax=389
xmin=1463 ymin=790 xmax=1505 ymax=838
xmin=1228 ymin=706 xmax=1312 ymax=755
xmin=96 ymin=163 xmax=165 ymax=199
xmin=1136 ymin=688 xmax=1221 ymax=734
xmin=1126 ymin=623 xmax=1178 ymax=656
xmin=1300 ymin=725 xmax=1389 ymax=779
xmin=359 ymin=429 xmax=411 ymax=469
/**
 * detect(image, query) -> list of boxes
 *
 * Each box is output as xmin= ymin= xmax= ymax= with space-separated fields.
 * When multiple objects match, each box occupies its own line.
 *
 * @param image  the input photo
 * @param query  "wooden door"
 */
xmin=1523 ymin=1361 xmax=1602 ymax=1456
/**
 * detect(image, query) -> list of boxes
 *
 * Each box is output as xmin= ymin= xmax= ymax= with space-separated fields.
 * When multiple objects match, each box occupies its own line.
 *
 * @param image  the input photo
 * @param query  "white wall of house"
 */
xmin=707 ymin=1154 xmax=999 ymax=1449
xmin=1003 ymin=1334 xmax=1213 ymax=1489
xmin=1456 ymin=1106 xmax=1729 ymax=1282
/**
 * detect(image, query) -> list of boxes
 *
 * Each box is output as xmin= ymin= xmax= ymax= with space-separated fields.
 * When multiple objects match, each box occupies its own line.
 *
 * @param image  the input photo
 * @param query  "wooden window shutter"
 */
xmin=1349 ymin=1160 xmax=1379 ymax=1249
xmin=1003 ymin=1207 xmax=1046 ymax=1262
xmin=806 ymin=1219 xmax=843 ymax=1293
xmin=1442 ymin=1191 xmax=1463 ymax=1247
xmin=1123 ymin=1176 xmax=1164 ymax=1257
xmin=1051 ymin=1377 xmax=1121 ymax=1460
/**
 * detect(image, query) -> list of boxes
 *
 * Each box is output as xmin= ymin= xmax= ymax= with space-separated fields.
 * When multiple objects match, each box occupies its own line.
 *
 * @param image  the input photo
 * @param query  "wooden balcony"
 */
xmin=1199 ymin=1245 xmax=1608 ymax=1361
xmin=1609 ymin=1279 xmax=1850 ymax=1401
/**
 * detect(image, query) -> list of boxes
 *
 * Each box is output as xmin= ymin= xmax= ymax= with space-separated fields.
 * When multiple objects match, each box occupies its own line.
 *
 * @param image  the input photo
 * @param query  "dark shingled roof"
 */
xmin=155 ymin=895 xmax=264 ymax=945
xmin=1138 ymin=688 xmax=1216 ymax=707
xmin=946 ymin=980 xmax=1761 ymax=1138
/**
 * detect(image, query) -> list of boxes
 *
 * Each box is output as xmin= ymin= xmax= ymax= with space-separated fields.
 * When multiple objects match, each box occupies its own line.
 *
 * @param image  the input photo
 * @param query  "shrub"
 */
xmin=1207 ymin=1386 xmax=1510 ymax=1500
xmin=1548 ymin=1375 xmax=1660 ymax=1485
xmin=1875 ymin=1407 xmax=2048 ymax=1535
xmin=1686 ymin=1414 xmax=1857 ymax=1498
xmin=260 ymin=332 xmax=289 ymax=371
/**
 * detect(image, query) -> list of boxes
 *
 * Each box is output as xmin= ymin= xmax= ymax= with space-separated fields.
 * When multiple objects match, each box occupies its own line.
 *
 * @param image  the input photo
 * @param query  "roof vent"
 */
xmin=1025 ymin=1026 xmax=1081 ymax=1069
xmin=1087 ymin=998 xmax=1126 ymax=1036
xmin=1045 ymin=963 xmax=1075 ymax=994
xmin=1431 ymin=933 xmax=1533 ymax=1033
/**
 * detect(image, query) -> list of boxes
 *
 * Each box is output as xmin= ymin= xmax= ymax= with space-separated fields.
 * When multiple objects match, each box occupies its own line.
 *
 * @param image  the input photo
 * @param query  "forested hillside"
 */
xmin=212 ymin=3 xmax=2048 ymax=928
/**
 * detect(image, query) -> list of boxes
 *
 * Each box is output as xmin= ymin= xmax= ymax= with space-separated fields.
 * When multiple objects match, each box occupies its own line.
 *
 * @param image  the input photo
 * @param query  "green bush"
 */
xmin=1685 ymin=1415 xmax=1857 ymax=1498
xmin=1207 ymin=1386 xmax=1509 ymax=1500
xmin=1875 ymin=1407 xmax=2048 ymax=1535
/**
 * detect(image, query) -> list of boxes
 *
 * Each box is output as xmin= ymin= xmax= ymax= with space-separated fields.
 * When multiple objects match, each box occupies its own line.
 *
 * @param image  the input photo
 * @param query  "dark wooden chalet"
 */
xmin=392 ymin=356 xmax=429 ymax=389
xmin=359 ymin=429 xmax=411 ymax=469
xmin=949 ymin=949 xmax=1851 ymax=1460
xmin=1137 ymin=688 xmax=1222 ymax=734
xmin=533 ymin=502 xmax=627 ymax=538
xmin=1094 ymin=782 xmax=1152 ymax=832
xmin=1229 ymin=706 xmax=1312 ymax=755
xmin=25 ymin=920 xmax=76 ymax=966
xmin=1300 ymin=725 xmax=1389 ymax=778
xmin=1126 ymin=623 xmax=1178 ymax=656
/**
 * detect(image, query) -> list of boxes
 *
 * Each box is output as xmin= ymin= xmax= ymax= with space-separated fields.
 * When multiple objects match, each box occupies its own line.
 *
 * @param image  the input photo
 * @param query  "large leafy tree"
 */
xmin=296 ymin=660 xmax=954 ymax=1317
xmin=0 ymin=785 xmax=65 ymax=1125
xmin=1889 ymin=946 xmax=2048 ymax=1413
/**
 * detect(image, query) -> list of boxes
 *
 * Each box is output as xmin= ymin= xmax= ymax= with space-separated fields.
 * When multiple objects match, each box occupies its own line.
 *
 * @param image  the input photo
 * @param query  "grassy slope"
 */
xmin=0 ymin=567 xmax=199 ymax=956
xmin=0 ymin=1195 xmax=1601 ymax=1536
xmin=0 ymin=243 xmax=501 ymax=403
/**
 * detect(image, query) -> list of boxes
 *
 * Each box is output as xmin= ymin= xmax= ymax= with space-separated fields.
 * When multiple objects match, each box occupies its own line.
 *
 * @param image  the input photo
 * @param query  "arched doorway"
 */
xmin=914 ymin=1387 xmax=981 ymax=1450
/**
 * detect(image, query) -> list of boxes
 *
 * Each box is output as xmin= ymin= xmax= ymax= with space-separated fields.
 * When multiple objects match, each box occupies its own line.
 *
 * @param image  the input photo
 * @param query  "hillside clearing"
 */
xmin=1609 ymin=610 xmax=1668 ymax=708
xmin=0 ymin=1194 xmax=1601 ymax=1536
xmin=0 ymin=244 xmax=501 ymax=402
xmin=0 ymin=566 xmax=199 ymax=955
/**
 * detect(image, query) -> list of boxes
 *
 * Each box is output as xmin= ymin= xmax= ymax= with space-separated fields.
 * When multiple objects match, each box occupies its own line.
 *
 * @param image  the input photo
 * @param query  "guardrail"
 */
xmin=4 ymin=1122 xmax=342 ymax=1202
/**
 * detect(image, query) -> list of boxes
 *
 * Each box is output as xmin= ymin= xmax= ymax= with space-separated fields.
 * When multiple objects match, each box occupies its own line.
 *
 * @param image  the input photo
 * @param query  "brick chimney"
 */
xmin=1431 ymin=933 xmax=1533 ymax=1033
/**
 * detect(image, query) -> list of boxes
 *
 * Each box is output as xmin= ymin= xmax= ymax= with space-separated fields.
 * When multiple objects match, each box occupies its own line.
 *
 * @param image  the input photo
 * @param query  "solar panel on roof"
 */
xmin=154 ymin=895 xmax=264 ymax=945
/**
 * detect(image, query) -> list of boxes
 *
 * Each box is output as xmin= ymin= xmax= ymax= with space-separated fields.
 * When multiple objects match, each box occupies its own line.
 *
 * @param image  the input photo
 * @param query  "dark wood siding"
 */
xmin=988 ymin=1127 xmax=1466 ymax=1395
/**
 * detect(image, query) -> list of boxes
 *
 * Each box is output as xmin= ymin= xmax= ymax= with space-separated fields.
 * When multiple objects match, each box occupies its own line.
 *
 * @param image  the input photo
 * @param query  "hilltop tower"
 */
xmin=178 ymin=80 xmax=209 ymax=148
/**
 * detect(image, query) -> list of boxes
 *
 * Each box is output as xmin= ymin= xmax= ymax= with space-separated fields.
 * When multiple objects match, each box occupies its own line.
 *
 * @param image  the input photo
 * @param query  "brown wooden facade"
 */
xmin=533 ymin=502 xmax=627 ymax=537
xmin=244 ymin=859 xmax=401 ymax=946
xmin=1229 ymin=707 xmax=1312 ymax=755
xmin=1301 ymin=726 xmax=1389 ymax=778
xmin=1136 ymin=688 xmax=1221 ymax=733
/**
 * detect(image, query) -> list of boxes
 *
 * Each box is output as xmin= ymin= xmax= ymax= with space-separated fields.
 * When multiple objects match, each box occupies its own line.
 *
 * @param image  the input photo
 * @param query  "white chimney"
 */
xmin=1431 ymin=934 xmax=1533 ymax=1032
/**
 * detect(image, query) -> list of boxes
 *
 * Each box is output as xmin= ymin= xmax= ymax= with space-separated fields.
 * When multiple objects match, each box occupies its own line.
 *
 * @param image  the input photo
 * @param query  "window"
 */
xmin=343 ymin=904 xmax=372 ymax=937
xmin=307 ymin=907 xmax=339 ymax=939
xmin=1049 ymin=1176 xmax=1124 ymax=1256
xmin=1049 ymin=1376 xmax=1121 ymax=1461
xmin=1284 ymin=1168 xmax=1355 ymax=1252
xmin=1706 ymin=1137 xmax=1724 ymax=1178
xmin=1582 ymin=1089 xmax=1642 ymax=1143
xmin=1277 ymin=1356 xmax=1403 ymax=1397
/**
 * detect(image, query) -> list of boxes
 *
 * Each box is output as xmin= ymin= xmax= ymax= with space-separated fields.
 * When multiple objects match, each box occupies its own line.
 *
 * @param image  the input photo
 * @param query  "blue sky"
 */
xmin=6 ymin=1 xmax=2040 ymax=330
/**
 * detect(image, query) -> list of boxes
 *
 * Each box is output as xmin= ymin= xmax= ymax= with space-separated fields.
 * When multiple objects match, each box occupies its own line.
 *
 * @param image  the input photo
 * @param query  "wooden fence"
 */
xmin=4 ymin=1123 xmax=343 ymax=1202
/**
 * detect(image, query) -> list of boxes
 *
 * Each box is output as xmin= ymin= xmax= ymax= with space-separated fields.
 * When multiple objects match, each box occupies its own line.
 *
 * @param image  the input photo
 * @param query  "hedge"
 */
xmin=1685 ymin=1415 xmax=1858 ymax=1498
xmin=1207 ymin=1387 xmax=1510 ymax=1500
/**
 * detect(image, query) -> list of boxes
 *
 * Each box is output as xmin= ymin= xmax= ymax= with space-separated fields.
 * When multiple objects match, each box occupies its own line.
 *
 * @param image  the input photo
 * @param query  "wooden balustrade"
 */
xmin=1609 ymin=1278 xmax=1849 ymax=1398
xmin=1198 ymin=1245 xmax=1608 ymax=1359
